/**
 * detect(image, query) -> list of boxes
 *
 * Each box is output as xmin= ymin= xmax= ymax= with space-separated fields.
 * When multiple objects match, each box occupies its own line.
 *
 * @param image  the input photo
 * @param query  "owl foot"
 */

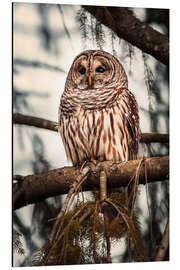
xmin=90 ymin=156 xmax=104 ymax=165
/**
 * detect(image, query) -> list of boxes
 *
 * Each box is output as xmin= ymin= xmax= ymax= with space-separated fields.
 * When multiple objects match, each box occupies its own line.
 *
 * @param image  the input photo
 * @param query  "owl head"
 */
xmin=66 ymin=50 xmax=128 ymax=91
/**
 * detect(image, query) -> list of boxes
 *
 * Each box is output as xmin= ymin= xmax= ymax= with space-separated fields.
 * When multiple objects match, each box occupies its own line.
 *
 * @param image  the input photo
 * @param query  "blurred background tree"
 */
xmin=13 ymin=3 xmax=169 ymax=266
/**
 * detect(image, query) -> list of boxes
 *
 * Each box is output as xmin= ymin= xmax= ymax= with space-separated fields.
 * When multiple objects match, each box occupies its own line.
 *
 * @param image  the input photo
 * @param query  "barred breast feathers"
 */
xmin=60 ymin=85 xmax=128 ymax=115
xmin=59 ymin=87 xmax=140 ymax=164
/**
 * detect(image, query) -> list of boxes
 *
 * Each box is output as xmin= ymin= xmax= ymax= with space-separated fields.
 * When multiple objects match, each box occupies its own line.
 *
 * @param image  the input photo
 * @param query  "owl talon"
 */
xmin=90 ymin=156 xmax=104 ymax=165
xmin=90 ymin=157 xmax=97 ymax=165
xmin=99 ymin=156 xmax=104 ymax=162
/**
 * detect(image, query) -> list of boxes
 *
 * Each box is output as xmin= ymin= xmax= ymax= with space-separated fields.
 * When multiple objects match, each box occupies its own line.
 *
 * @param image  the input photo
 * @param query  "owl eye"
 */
xmin=96 ymin=66 xmax=105 ymax=73
xmin=78 ymin=66 xmax=86 ymax=75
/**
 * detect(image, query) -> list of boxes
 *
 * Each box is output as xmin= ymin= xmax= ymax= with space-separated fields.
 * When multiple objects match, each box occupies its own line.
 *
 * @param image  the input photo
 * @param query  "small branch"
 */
xmin=83 ymin=6 xmax=169 ymax=65
xmin=141 ymin=133 xmax=169 ymax=144
xmin=13 ymin=113 xmax=58 ymax=132
xmin=13 ymin=113 xmax=169 ymax=143
xmin=100 ymin=170 xmax=107 ymax=200
xmin=49 ymin=166 xmax=90 ymax=242
xmin=155 ymin=218 xmax=169 ymax=261
xmin=13 ymin=156 xmax=169 ymax=210
xmin=100 ymin=170 xmax=112 ymax=263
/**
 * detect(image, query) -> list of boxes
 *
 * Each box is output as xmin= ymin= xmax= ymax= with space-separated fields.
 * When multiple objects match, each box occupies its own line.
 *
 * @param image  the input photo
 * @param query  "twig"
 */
xmin=66 ymin=175 xmax=88 ymax=214
xmin=100 ymin=170 xmax=112 ymax=263
xmin=52 ymin=174 xmax=89 ymax=243
xmin=155 ymin=218 xmax=169 ymax=261
xmin=49 ymin=166 xmax=90 ymax=242
xmin=105 ymin=198 xmax=149 ymax=261
xmin=44 ymin=203 xmax=92 ymax=265
xmin=100 ymin=170 xmax=107 ymax=200
xmin=130 ymin=158 xmax=144 ymax=217
xmin=92 ymin=201 xmax=100 ymax=263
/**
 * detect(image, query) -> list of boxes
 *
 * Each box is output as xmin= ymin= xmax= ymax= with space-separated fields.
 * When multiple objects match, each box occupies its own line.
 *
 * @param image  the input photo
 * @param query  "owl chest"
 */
xmin=61 ymin=104 xmax=128 ymax=163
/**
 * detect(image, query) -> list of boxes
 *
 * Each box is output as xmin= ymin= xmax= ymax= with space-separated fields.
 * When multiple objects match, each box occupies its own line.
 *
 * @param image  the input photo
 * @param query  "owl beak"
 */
xmin=88 ymin=75 xmax=92 ymax=87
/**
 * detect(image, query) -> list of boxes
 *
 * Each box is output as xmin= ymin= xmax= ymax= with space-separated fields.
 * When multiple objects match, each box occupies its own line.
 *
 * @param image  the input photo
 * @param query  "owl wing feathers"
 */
xmin=121 ymin=89 xmax=140 ymax=160
xmin=126 ymin=117 xmax=139 ymax=160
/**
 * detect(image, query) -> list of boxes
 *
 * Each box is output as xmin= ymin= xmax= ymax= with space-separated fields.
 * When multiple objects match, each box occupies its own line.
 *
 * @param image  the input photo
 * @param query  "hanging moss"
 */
xmin=110 ymin=192 xmax=127 ymax=205
xmin=108 ymin=216 xmax=126 ymax=239
xmin=41 ymin=178 xmax=149 ymax=265
xmin=65 ymin=244 xmax=82 ymax=265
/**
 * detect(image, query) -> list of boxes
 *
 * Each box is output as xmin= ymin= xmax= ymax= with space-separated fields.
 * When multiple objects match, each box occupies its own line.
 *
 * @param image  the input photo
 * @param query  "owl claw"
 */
xmin=90 ymin=156 xmax=104 ymax=165
xmin=90 ymin=157 xmax=97 ymax=165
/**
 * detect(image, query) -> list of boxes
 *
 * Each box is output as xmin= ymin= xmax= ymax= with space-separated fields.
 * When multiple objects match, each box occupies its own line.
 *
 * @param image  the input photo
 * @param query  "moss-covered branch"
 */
xmin=83 ymin=6 xmax=169 ymax=65
xmin=13 ymin=156 xmax=169 ymax=210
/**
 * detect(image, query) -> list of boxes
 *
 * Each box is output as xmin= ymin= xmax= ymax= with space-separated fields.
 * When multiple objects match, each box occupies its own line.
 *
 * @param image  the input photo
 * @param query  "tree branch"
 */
xmin=83 ymin=6 xmax=169 ymax=65
xmin=13 ymin=113 xmax=58 ymax=132
xmin=155 ymin=218 xmax=169 ymax=261
xmin=141 ymin=133 xmax=169 ymax=143
xmin=13 ymin=113 xmax=169 ymax=143
xmin=13 ymin=156 xmax=169 ymax=210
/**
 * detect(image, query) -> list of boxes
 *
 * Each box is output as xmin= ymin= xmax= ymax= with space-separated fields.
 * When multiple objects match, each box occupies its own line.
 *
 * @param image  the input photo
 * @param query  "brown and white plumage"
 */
xmin=58 ymin=50 xmax=140 ymax=166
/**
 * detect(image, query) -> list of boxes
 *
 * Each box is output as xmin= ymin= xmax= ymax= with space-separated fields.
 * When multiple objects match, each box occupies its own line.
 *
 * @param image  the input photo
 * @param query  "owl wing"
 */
xmin=126 ymin=117 xmax=140 ymax=160
xmin=121 ymin=89 xmax=141 ymax=160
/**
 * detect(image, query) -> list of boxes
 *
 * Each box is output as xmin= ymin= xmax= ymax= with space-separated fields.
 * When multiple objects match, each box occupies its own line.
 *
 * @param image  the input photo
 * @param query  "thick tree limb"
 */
xmin=83 ymin=6 xmax=169 ymax=65
xmin=13 ymin=113 xmax=169 ymax=143
xmin=13 ymin=156 xmax=169 ymax=210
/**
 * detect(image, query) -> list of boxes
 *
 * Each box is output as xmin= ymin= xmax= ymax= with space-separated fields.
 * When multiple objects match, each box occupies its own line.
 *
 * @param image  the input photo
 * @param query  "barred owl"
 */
xmin=58 ymin=50 xmax=140 ymax=166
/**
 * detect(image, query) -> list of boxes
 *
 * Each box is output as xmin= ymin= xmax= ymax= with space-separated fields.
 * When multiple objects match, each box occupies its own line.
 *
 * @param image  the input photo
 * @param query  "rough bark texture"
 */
xmin=13 ymin=156 xmax=169 ymax=210
xmin=83 ymin=6 xmax=169 ymax=65
xmin=13 ymin=113 xmax=169 ymax=143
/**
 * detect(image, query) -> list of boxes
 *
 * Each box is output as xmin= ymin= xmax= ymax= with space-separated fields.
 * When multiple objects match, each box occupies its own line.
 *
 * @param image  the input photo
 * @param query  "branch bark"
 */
xmin=13 ymin=113 xmax=58 ymax=132
xmin=13 ymin=113 xmax=169 ymax=143
xmin=13 ymin=156 xmax=169 ymax=210
xmin=141 ymin=133 xmax=169 ymax=143
xmin=155 ymin=218 xmax=169 ymax=261
xmin=83 ymin=6 xmax=169 ymax=65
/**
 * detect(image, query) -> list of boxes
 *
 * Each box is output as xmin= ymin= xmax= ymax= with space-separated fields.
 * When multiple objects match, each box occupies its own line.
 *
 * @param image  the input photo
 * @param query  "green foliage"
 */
xmin=110 ymin=191 xmax=127 ymax=207
xmin=108 ymin=216 xmax=126 ymax=239
xmin=65 ymin=244 xmax=82 ymax=264
xmin=40 ymin=185 xmax=149 ymax=265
